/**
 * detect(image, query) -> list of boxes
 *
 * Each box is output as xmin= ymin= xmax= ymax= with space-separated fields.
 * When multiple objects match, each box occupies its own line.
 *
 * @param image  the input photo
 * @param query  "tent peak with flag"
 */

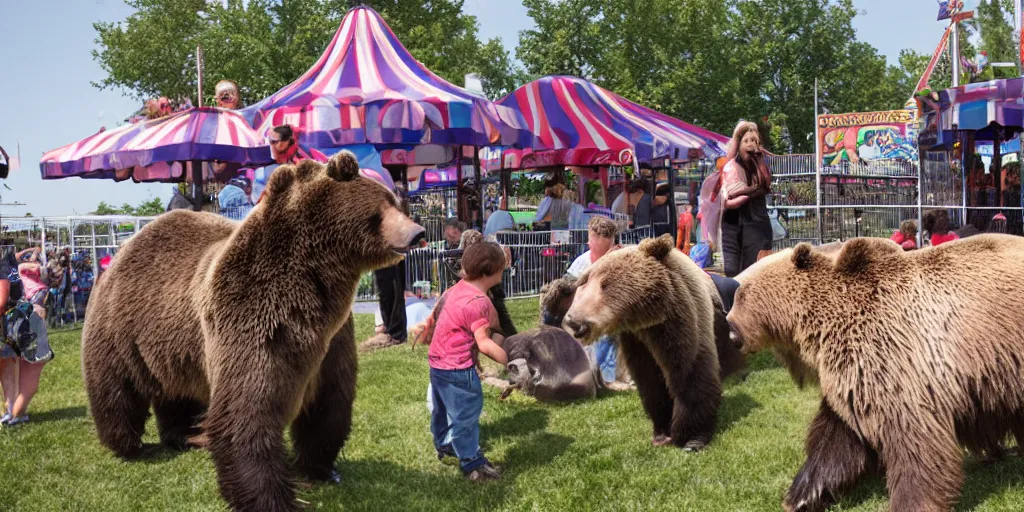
xmin=241 ymin=5 xmax=535 ymax=151
xmin=495 ymin=75 xmax=728 ymax=169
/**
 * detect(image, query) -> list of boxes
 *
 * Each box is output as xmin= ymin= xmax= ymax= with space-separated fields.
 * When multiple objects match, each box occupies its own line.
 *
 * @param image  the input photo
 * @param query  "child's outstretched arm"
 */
xmin=473 ymin=325 xmax=507 ymax=366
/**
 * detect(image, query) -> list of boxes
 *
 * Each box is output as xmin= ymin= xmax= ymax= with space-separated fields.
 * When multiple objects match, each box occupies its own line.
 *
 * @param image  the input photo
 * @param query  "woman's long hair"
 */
xmin=725 ymin=120 xmax=771 ymax=190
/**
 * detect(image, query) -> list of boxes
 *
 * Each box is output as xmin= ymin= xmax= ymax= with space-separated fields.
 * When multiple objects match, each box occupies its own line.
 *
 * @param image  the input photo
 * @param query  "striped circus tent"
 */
xmin=240 ymin=5 xmax=535 ymax=150
xmin=41 ymin=107 xmax=272 ymax=182
xmin=496 ymin=76 xmax=728 ymax=169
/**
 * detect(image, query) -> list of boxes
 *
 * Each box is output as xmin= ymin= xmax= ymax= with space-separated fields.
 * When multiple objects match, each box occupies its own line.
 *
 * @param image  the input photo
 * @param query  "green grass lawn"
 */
xmin=1 ymin=298 xmax=1023 ymax=511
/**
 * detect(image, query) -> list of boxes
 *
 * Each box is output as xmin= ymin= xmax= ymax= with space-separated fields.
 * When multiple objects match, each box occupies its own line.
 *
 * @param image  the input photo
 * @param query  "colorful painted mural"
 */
xmin=818 ymin=110 xmax=919 ymax=166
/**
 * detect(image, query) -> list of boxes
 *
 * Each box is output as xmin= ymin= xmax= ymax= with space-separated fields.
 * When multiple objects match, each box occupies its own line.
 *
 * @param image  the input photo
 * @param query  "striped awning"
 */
xmin=927 ymin=77 xmax=1024 ymax=135
xmin=495 ymin=76 xmax=728 ymax=169
xmin=41 ymin=107 xmax=272 ymax=182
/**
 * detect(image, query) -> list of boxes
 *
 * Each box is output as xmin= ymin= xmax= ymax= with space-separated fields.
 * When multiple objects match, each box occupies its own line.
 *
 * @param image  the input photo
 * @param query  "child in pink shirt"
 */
xmin=422 ymin=241 xmax=508 ymax=481
xmin=889 ymin=219 xmax=918 ymax=251
xmin=923 ymin=209 xmax=960 ymax=247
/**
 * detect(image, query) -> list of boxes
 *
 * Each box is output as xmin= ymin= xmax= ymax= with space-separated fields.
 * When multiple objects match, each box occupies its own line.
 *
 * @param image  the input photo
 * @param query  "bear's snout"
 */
xmin=727 ymin=318 xmax=744 ymax=349
xmin=562 ymin=316 xmax=591 ymax=340
xmin=407 ymin=229 xmax=427 ymax=249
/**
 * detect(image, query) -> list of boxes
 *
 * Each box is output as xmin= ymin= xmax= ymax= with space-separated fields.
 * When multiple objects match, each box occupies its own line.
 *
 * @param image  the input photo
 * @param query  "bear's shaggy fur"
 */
xmin=543 ymin=262 xmax=744 ymax=382
xmin=80 ymin=152 xmax=424 ymax=512
xmin=727 ymin=235 xmax=1024 ymax=512
xmin=562 ymin=235 xmax=743 ymax=450
xmin=497 ymin=326 xmax=600 ymax=403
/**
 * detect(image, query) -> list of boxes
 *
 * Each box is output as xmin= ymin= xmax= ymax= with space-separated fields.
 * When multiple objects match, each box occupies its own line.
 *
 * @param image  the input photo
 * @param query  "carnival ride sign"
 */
xmin=818 ymin=110 xmax=919 ymax=165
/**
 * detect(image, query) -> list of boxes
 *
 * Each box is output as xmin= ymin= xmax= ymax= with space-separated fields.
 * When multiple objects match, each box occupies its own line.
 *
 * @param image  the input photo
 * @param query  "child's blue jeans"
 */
xmin=429 ymin=367 xmax=489 ymax=473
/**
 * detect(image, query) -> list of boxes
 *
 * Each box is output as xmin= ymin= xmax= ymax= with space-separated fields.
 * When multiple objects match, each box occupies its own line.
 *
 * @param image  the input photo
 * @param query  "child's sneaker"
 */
xmin=0 ymin=413 xmax=11 ymax=426
xmin=466 ymin=462 xmax=501 ymax=482
xmin=4 ymin=415 xmax=28 ymax=427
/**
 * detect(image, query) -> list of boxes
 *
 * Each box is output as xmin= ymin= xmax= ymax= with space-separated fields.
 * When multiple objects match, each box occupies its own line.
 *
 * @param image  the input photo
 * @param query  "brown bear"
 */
xmin=726 ymin=235 xmax=1024 ymax=512
xmin=80 ymin=152 xmax=424 ymax=512
xmin=561 ymin=234 xmax=744 ymax=450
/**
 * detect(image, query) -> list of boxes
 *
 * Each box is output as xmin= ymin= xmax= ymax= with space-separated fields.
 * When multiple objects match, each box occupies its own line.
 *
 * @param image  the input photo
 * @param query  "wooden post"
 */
xmin=473 ymin=146 xmax=484 ymax=230
xmin=994 ymin=131 xmax=1003 ymax=208
xmin=456 ymin=147 xmax=465 ymax=223
xmin=191 ymin=160 xmax=204 ymax=212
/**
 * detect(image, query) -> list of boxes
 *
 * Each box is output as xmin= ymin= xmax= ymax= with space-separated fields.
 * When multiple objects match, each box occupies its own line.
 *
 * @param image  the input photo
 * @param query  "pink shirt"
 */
xmin=428 ymin=280 xmax=498 ymax=370
xmin=930 ymin=232 xmax=960 ymax=247
xmin=19 ymin=263 xmax=47 ymax=299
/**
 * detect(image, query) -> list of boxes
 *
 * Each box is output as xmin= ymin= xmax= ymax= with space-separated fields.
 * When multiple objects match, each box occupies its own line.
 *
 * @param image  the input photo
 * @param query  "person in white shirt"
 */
xmin=565 ymin=216 xmax=629 ymax=390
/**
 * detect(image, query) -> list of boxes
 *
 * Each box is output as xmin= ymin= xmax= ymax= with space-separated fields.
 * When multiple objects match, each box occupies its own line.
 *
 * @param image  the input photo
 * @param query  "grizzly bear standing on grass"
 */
xmin=81 ymin=152 xmax=424 ymax=512
xmin=561 ymin=235 xmax=744 ymax=450
xmin=727 ymin=235 xmax=1024 ymax=512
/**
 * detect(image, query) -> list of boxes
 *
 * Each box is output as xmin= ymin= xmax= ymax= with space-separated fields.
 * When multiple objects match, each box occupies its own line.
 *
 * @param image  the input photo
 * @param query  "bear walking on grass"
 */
xmin=561 ymin=235 xmax=744 ymax=450
xmin=80 ymin=152 xmax=424 ymax=512
xmin=727 ymin=235 xmax=1024 ymax=512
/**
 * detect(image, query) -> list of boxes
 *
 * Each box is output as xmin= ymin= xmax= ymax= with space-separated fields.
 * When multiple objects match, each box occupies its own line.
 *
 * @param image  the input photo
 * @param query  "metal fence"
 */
xmin=764 ymin=152 xmax=1024 ymax=250
xmin=0 ymin=215 xmax=158 ymax=328
xmin=356 ymin=225 xmax=657 ymax=302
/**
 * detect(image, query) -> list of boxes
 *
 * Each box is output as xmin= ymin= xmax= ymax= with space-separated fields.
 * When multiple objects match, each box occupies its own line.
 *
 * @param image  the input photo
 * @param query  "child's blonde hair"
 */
xmin=899 ymin=219 xmax=918 ymax=239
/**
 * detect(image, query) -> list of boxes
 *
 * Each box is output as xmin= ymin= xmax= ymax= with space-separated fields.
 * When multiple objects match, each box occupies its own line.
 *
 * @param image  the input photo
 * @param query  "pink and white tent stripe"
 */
xmin=41 ymin=107 xmax=272 ymax=182
xmin=240 ymin=6 xmax=535 ymax=149
xmin=496 ymin=76 xmax=728 ymax=168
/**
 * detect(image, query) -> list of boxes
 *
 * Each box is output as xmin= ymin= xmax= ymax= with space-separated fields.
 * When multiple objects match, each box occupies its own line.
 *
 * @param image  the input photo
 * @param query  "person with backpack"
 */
xmin=0 ymin=247 xmax=53 ymax=427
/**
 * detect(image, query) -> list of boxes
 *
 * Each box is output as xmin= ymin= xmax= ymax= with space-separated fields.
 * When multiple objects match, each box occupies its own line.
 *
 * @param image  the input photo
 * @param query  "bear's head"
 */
xmin=539 ymin=274 xmax=577 ymax=327
xmin=562 ymin=234 xmax=678 ymax=343
xmin=725 ymin=237 xmax=902 ymax=386
xmin=243 ymin=151 xmax=425 ymax=273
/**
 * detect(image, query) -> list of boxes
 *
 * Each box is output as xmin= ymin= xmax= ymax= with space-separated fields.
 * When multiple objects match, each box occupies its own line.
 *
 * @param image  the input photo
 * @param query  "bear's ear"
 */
xmin=265 ymin=164 xmax=297 ymax=200
xmin=791 ymin=243 xmax=818 ymax=270
xmin=293 ymin=159 xmax=321 ymax=182
xmin=326 ymin=151 xmax=360 ymax=182
xmin=638 ymin=234 xmax=674 ymax=261
xmin=833 ymin=237 xmax=899 ymax=276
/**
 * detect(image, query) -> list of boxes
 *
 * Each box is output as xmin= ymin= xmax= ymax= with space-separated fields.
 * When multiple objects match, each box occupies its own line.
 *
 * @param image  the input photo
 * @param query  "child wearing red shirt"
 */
xmin=422 ymin=242 xmax=508 ymax=481
xmin=889 ymin=219 xmax=918 ymax=251
xmin=923 ymin=209 xmax=960 ymax=247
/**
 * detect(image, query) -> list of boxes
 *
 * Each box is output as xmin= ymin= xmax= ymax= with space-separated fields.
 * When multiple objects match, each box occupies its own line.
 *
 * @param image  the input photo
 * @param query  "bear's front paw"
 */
xmin=681 ymin=438 xmax=708 ymax=452
xmin=652 ymin=434 xmax=673 ymax=447
xmin=784 ymin=470 xmax=831 ymax=512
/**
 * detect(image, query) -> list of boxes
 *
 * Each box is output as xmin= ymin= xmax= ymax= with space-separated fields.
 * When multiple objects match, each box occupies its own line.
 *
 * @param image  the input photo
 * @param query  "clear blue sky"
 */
xmin=0 ymin=0 xmax=975 ymax=217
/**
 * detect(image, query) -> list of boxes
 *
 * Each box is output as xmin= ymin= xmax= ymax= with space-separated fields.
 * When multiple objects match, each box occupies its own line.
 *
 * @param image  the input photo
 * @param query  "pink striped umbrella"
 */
xmin=240 ymin=6 xmax=535 ymax=149
xmin=41 ymin=107 xmax=273 ymax=182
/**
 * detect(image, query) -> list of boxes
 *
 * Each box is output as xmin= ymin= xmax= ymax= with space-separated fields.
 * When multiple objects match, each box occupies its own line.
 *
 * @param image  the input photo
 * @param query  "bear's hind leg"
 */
xmin=86 ymin=373 xmax=151 ymax=460
xmin=292 ymin=317 xmax=357 ymax=484
xmin=154 ymin=398 xmax=207 ymax=451
xmin=881 ymin=426 xmax=964 ymax=512
xmin=784 ymin=400 xmax=875 ymax=512
xmin=618 ymin=334 xmax=673 ymax=444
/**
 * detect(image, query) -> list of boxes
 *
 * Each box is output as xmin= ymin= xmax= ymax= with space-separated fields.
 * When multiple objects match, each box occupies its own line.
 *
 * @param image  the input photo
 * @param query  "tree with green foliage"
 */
xmin=91 ymin=197 xmax=164 ymax=216
xmin=93 ymin=0 xmax=519 ymax=104
xmin=517 ymin=0 xmax=916 ymax=153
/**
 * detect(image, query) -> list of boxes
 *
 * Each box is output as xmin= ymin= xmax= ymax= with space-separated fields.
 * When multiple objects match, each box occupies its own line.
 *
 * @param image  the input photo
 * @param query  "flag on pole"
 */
xmin=9 ymin=143 xmax=20 ymax=171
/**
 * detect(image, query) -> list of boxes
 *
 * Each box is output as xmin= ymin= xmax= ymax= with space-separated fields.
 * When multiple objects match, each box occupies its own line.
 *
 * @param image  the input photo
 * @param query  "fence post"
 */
xmin=816 ymin=157 xmax=823 ymax=244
